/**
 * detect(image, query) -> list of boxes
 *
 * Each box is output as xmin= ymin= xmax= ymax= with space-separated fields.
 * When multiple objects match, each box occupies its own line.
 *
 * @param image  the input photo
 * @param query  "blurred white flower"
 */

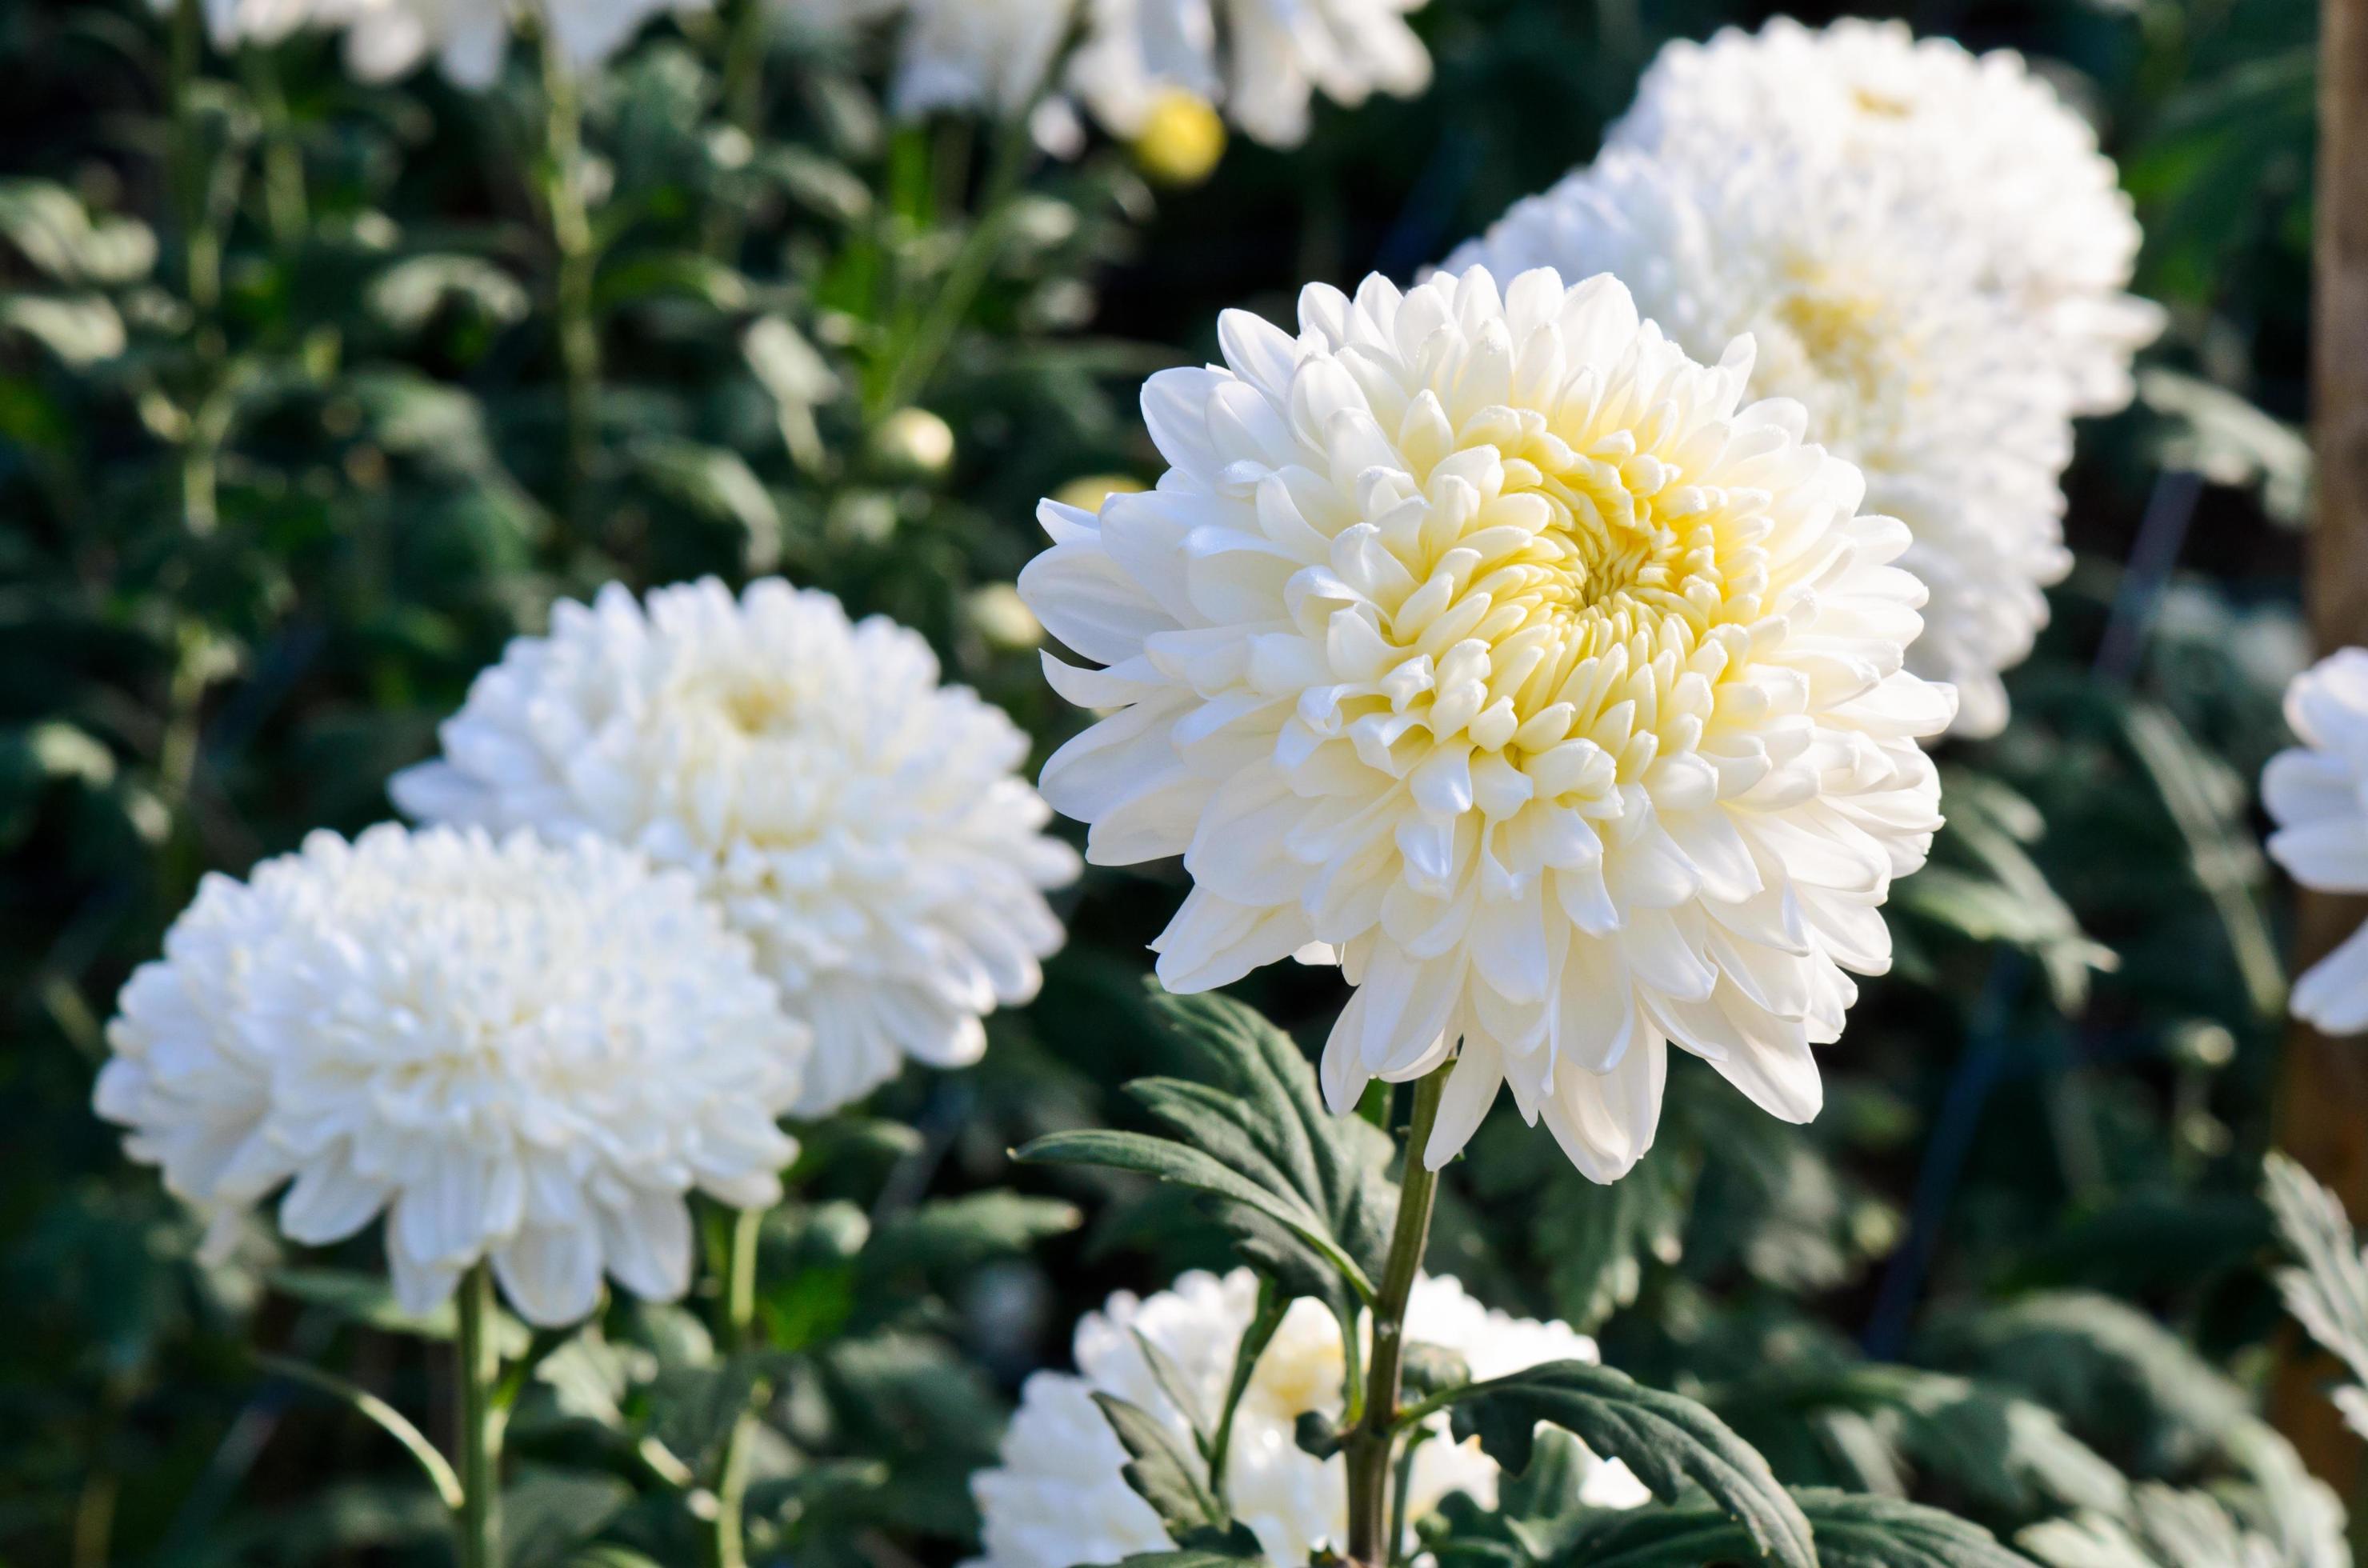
xmin=393 ymin=578 xmax=1080 ymax=1115
xmin=889 ymin=0 xmax=1080 ymax=119
xmin=1021 ymin=266 xmax=1950 ymax=1182
xmin=317 ymin=0 xmax=706 ymax=87
xmin=1068 ymin=0 xmax=1430 ymax=147
xmin=1611 ymin=16 xmax=2163 ymax=415
xmin=94 ymin=824 xmax=804 ymax=1326
xmin=2266 ymin=650 xmax=2368 ymax=1034
xmin=1448 ymin=148 xmax=2074 ymax=738
xmin=970 ymin=1269 xmax=1647 ymax=1566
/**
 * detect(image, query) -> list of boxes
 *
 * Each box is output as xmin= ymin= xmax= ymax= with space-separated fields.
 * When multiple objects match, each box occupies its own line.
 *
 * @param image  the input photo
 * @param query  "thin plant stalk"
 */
xmin=538 ymin=33 xmax=602 ymax=535
xmin=710 ymin=1204 xmax=768 ymax=1568
xmin=168 ymin=0 xmax=225 ymax=537
xmin=703 ymin=0 xmax=768 ymax=258
xmin=1343 ymin=1064 xmax=1450 ymax=1568
xmin=454 ymin=1263 xmax=506 ymax=1568
xmin=873 ymin=116 xmax=1034 ymax=418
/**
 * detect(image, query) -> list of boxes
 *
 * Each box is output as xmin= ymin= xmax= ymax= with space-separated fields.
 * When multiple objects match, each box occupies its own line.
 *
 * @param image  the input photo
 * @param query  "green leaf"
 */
xmin=1018 ymin=989 xmax=1394 ymax=1322
xmin=1571 ymin=1488 xmax=2033 ymax=1568
xmin=1 ymin=294 xmax=126 ymax=366
xmin=1092 ymin=1392 xmax=1229 ymax=1541
xmin=2264 ymin=1152 xmax=2368 ymax=1408
xmin=272 ymin=1267 xmax=531 ymax=1353
xmin=630 ymin=438 xmax=782 ymax=572
xmin=367 ymin=254 xmax=530 ymax=333
xmin=1075 ymin=1547 xmax=1270 ymax=1568
xmin=1530 ymin=1150 xmax=1690 ymax=1332
xmin=502 ymin=1466 xmax=632 ymax=1568
xmin=0 ymin=178 xmax=155 ymax=283
xmin=1918 ymin=1292 xmax=2250 ymax=1477
xmin=1426 ymin=1360 xmax=1814 ymax=1568
xmin=860 ymin=1191 xmax=1082 ymax=1282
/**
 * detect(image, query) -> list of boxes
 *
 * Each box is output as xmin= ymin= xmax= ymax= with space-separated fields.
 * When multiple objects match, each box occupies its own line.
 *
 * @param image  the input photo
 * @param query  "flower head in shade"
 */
xmin=94 ymin=825 xmax=803 ymax=1326
xmin=2266 ymin=650 xmax=2368 ymax=1034
xmin=392 ymin=578 xmax=1080 ymax=1115
xmin=1448 ymin=148 xmax=2074 ymax=738
xmin=888 ymin=0 xmax=1078 ymax=120
xmin=1610 ymin=16 xmax=2162 ymax=416
xmin=1066 ymin=0 xmax=1431 ymax=149
xmin=1022 ymin=267 xmax=1950 ymax=1181
xmin=970 ymin=1269 xmax=1647 ymax=1566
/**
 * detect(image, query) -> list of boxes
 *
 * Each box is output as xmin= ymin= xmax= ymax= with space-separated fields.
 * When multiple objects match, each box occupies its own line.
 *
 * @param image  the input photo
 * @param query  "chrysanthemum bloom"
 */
xmin=1610 ymin=16 xmax=2163 ymax=416
xmin=94 ymin=825 xmax=804 ymax=1326
xmin=326 ymin=0 xmax=705 ymax=87
xmin=888 ymin=0 xmax=1078 ymax=120
xmin=1448 ymin=149 xmax=2074 ymax=738
xmin=1022 ymin=267 xmax=1951 ymax=1180
xmin=1066 ymin=0 xmax=1431 ymax=149
xmin=970 ymin=1269 xmax=1647 ymax=1566
xmin=2265 ymin=650 xmax=2368 ymax=1034
xmin=393 ymin=578 xmax=1080 ymax=1115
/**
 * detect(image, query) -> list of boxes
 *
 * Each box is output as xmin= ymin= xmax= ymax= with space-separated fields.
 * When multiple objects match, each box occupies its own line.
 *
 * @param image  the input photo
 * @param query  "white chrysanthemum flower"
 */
xmin=2265 ymin=650 xmax=2368 ymax=1034
xmin=1448 ymin=149 xmax=2074 ymax=738
xmin=1610 ymin=16 xmax=2163 ymax=416
xmin=322 ymin=0 xmax=706 ymax=87
xmin=1067 ymin=0 xmax=1430 ymax=147
xmin=970 ymin=1269 xmax=1648 ymax=1566
xmin=94 ymin=824 xmax=804 ymax=1326
xmin=889 ymin=0 xmax=1079 ymax=119
xmin=1021 ymin=267 xmax=1951 ymax=1181
xmin=392 ymin=578 xmax=1081 ymax=1115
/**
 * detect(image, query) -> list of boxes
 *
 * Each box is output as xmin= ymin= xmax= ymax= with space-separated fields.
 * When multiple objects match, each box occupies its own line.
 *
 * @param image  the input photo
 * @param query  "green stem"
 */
xmin=702 ymin=0 xmax=766 ymax=258
xmin=711 ymin=1204 xmax=768 ymax=1568
xmin=539 ymin=37 xmax=601 ymax=534
xmin=455 ymin=1265 xmax=505 ymax=1568
xmin=1343 ymin=1066 xmax=1450 ymax=1568
xmin=241 ymin=49 xmax=309 ymax=250
xmin=873 ymin=116 xmax=1033 ymax=418
xmin=168 ymin=0 xmax=224 ymax=537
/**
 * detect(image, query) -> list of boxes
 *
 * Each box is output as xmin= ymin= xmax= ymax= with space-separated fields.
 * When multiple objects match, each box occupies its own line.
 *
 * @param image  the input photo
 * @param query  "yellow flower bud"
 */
xmin=1130 ymin=90 xmax=1226 ymax=188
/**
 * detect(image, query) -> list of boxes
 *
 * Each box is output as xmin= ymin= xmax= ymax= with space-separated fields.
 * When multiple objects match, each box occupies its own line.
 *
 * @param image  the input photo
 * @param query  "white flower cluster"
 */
xmin=2266 ymin=651 xmax=2368 ymax=1036
xmin=789 ymin=0 xmax=1432 ymax=150
xmin=394 ymin=578 xmax=1080 ymax=1116
xmin=1451 ymin=16 xmax=2160 ymax=738
xmin=970 ymin=1269 xmax=1648 ymax=1566
xmin=178 ymin=0 xmax=705 ymax=85
xmin=1023 ymin=267 xmax=1951 ymax=1181
xmin=95 ymin=825 xmax=805 ymax=1326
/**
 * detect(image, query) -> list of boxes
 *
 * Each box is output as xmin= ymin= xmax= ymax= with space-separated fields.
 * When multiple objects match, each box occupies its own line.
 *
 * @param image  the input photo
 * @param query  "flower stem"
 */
xmin=454 ymin=1264 xmax=505 ymax=1568
xmin=711 ymin=1204 xmax=768 ymax=1568
xmin=1344 ymin=1063 xmax=1449 ymax=1568
xmin=538 ymin=35 xmax=601 ymax=536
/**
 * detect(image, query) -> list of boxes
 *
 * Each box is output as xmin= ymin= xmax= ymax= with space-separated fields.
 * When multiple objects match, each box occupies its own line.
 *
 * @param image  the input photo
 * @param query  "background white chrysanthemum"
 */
xmin=248 ymin=0 xmax=707 ymax=87
xmin=392 ymin=578 xmax=1080 ymax=1115
xmin=1610 ymin=15 xmax=2162 ymax=417
xmin=970 ymin=1268 xmax=1647 ymax=1566
xmin=1067 ymin=0 xmax=1431 ymax=147
xmin=2265 ymin=649 xmax=2368 ymax=1034
xmin=1022 ymin=266 xmax=1952 ymax=1182
xmin=94 ymin=824 xmax=804 ymax=1326
xmin=1447 ymin=147 xmax=2075 ymax=738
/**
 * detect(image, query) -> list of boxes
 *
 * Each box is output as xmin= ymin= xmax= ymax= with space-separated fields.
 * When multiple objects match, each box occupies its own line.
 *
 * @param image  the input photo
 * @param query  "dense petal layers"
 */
xmin=392 ymin=578 xmax=1080 ymax=1114
xmin=1022 ymin=266 xmax=1951 ymax=1182
xmin=94 ymin=825 xmax=805 ymax=1326
xmin=2266 ymin=650 xmax=2368 ymax=1034
xmin=969 ymin=1269 xmax=1645 ymax=1566
xmin=1610 ymin=16 xmax=2162 ymax=416
xmin=1448 ymin=148 xmax=2074 ymax=738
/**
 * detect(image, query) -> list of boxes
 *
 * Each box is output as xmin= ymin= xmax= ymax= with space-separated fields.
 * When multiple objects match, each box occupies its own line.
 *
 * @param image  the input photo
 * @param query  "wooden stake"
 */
xmin=2272 ymin=0 xmax=2368 ymax=1488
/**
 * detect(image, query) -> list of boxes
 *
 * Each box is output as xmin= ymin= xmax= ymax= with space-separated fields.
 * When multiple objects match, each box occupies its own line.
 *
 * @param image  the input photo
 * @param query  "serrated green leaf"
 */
xmin=2264 ymin=1152 xmax=2368 ymax=1413
xmin=502 ymin=1466 xmax=632 ymax=1568
xmin=1018 ymin=990 xmax=1394 ymax=1323
xmin=2 ymin=294 xmax=125 ymax=366
xmin=860 ymin=1191 xmax=1081 ymax=1282
xmin=1426 ymin=1360 xmax=1813 ymax=1568
xmin=272 ymin=1267 xmax=530 ymax=1352
xmin=1570 ymin=1488 xmax=2032 ymax=1568
xmin=630 ymin=437 xmax=782 ymax=570
xmin=367 ymin=254 xmax=530 ymax=332
xmin=1093 ymin=1392 xmax=1228 ymax=1540
xmin=0 ymin=178 xmax=154 ymax=283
